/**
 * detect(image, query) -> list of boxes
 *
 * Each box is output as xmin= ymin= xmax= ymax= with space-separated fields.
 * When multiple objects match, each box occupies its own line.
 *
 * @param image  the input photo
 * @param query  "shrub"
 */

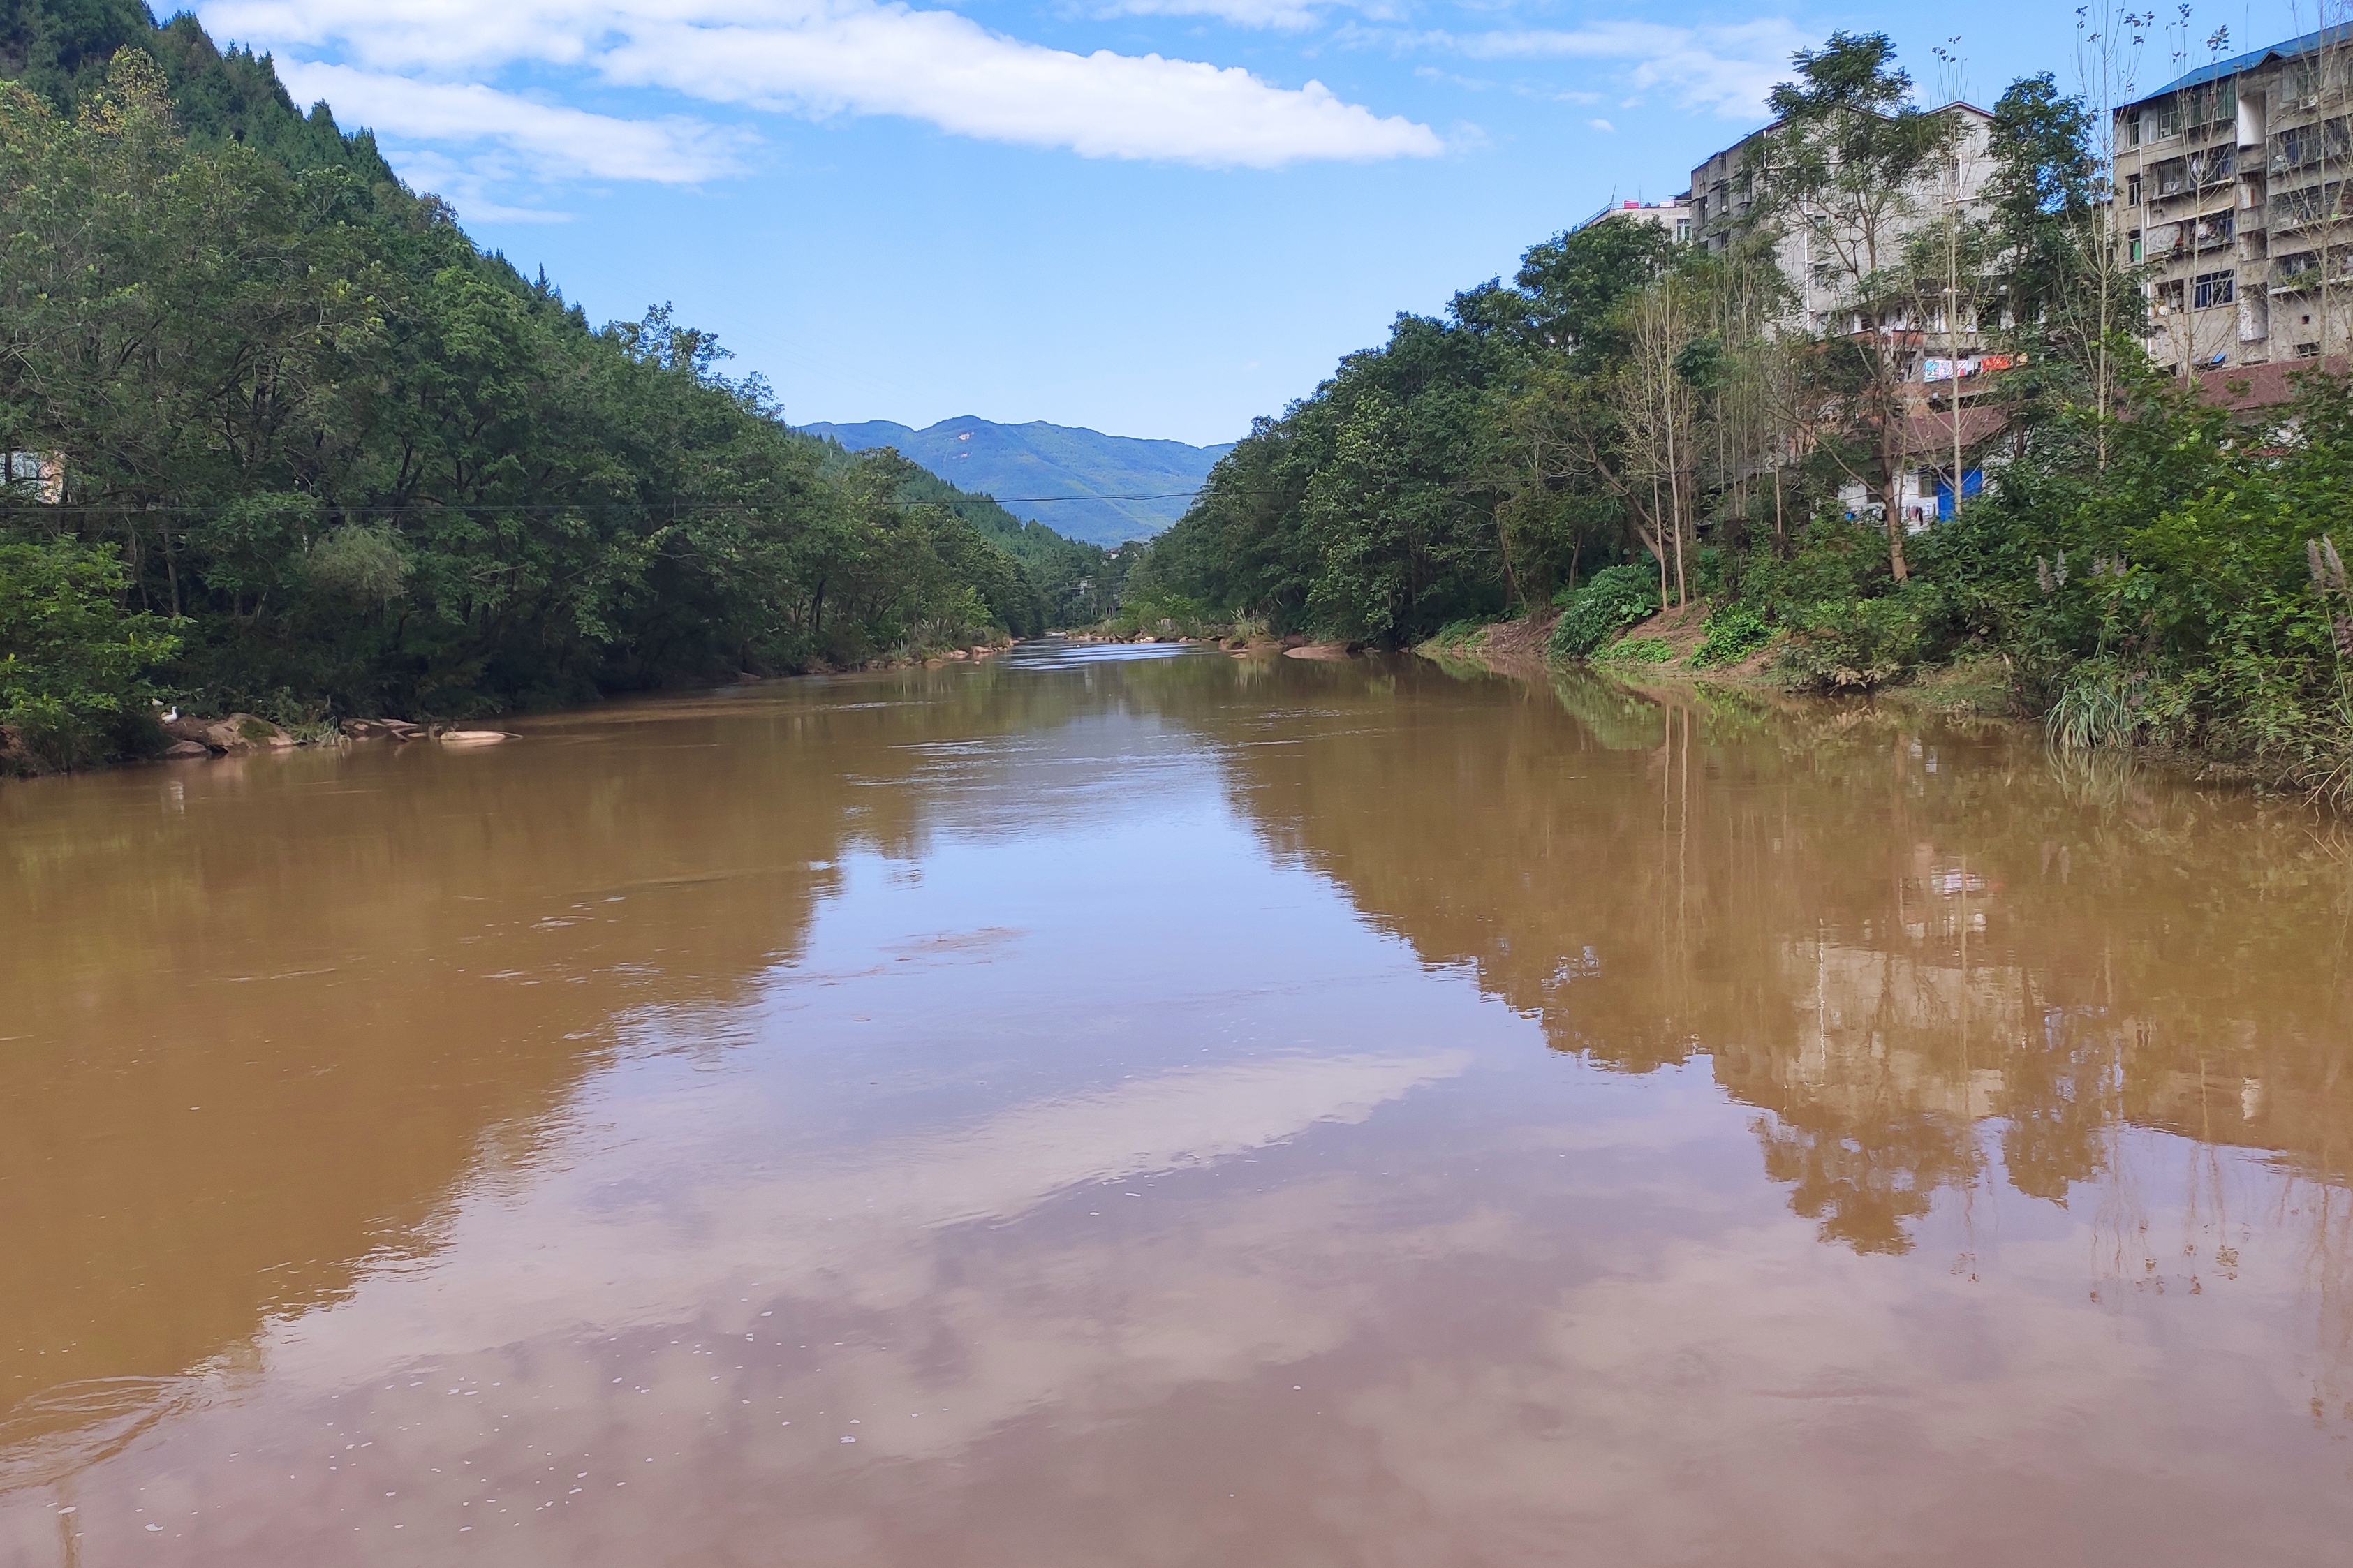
xmin=1734 ymin=515 xmax=1890 ymax=623
xmin=1692 ymin=604 xmax=1773 ymax=667
xmin=1778 ymin=584 xmax=1939 ymax=691
xmin=1549 ymin=563 xmax=1662 ymax=659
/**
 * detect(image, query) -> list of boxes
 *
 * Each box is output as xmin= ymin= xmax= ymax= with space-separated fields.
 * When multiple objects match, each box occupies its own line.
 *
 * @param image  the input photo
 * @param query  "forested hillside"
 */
xmin=0 ymin=2 xmax=1117 ymax=772
xmin=1133 ymin=32 xmax=2353 ymax=794
xmin=807 ymin=441 xmax=1134 ymax=626
xmin=802 ymin=417 xmax=1232 ymax=545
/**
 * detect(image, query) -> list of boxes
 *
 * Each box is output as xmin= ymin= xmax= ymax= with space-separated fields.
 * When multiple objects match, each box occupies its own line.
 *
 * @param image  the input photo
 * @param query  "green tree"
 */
xmin=1754 ymin=31 xmax=1964 ymax=579
xmin=0 ymin=535 xmax=179 ymax=770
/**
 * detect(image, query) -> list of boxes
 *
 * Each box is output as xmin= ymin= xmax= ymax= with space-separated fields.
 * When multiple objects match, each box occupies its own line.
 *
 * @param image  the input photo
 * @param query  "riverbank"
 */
xmin=1417 ymin=604 xmax=2319 ymax=801
xmin=0 ymin=637 xmax=1022 ymax=780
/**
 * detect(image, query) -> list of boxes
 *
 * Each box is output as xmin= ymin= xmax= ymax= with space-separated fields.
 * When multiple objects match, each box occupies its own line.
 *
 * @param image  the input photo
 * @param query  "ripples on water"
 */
xmin=4 ymin=640 xmax=2352 ymax=1564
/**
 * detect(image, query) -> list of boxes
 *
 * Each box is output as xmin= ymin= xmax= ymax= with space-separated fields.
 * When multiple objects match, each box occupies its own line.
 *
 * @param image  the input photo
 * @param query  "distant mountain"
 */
xmin=799 ymin=417 xmax=1234 ymax=546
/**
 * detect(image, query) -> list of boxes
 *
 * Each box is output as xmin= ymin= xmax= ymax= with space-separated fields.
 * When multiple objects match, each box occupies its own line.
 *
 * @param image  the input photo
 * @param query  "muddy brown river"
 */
xmin=6 ymin=640 xmax=2353 ymax=1565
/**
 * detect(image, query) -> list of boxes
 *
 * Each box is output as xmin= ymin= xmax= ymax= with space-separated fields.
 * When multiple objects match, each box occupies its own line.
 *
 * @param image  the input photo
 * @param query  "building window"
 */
xmin=2186 ymin=143 xmax=2235 ymax=184
xmin=2275 ymin=180 xmax=2353 ymax=228
xmin=2296 ymin=341 xmax=2323 ymax=357
xmin=2127 ymin=172 xmax=2141 ymax=206
xmin=2288 ymin=59 xmax=2326 ymax=108
xmin=2272 ymin=117 xmax=2352 ymax=177
xmin=2181 ymin=80 xmax=2237 ymax=133
xmin=1674 ymin=219 xmax=1691 ymax=243
xmin=2154 ymin=278 xmax=2186 ymax=313
xmin=2129 ymin=228 xmax=2143 ymax=262
xmin=2193 ymin=269 xmax=2235 ymax=309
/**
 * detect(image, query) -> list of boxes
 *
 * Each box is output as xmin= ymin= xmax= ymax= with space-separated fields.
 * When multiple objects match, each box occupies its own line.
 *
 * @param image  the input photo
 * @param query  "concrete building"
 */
xmin=1688 ymin=103 xmax=1997 ymax=336
xmin=1572 ymin=197 xmax=1694 ymax=244
xmin=2115 ymin=25 xmax=2353 ymax=374
xmin=1683 ymin=103 xmax=2006 ymax=525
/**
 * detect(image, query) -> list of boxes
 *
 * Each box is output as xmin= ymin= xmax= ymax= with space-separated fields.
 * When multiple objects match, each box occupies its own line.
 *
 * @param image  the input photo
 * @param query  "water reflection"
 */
xmin=1214 ymin=663 xmax=2353 ymax=1252
xmin=6 ymin=647 xmax=2353 ymax=1564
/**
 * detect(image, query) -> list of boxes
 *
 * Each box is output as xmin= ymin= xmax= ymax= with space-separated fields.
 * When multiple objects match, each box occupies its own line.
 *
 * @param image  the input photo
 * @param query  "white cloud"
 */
xmin=1093 ymin=0 xmax=1395 ymax=33
xmin=1335 ymin=17 xmax=1804 ymax=120
xmin=202 ymin=0 xmax=610 ymax=73
xmin=383 ymin=149 xmax=578 ymax=221
xmin=605 ymin=10 xmax=1438 ymax=165
xmin=275 ymin=60 xmax=748 ymax=182
xmin=1445 ymin=20 xmax=1808 ymax=119
xmin=1588 ymin=117 xmax=1614 ymax=133
xmin=202 ymin=0 xmax=1442 ymax=168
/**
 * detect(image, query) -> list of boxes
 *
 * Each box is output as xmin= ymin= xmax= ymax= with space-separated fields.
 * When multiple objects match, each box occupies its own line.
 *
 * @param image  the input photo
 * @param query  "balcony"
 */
xmin=2269 ymin=247 xmax=2353 ymax=293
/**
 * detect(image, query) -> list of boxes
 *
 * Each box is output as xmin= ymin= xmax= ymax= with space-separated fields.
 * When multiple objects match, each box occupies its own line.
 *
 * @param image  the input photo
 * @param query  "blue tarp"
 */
xmin=1935 ymin=470 xmax=1984 ymax=520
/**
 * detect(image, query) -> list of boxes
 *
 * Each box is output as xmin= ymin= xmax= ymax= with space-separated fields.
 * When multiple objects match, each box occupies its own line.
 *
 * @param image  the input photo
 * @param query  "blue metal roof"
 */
xmin=2134 ymin=22 xmax=2353 ymax=105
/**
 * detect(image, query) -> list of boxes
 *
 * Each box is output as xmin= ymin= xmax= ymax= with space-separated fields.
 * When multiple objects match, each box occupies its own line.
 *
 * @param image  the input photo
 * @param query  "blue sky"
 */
xmin=195 ymin=1 xmax=2328 ymax=444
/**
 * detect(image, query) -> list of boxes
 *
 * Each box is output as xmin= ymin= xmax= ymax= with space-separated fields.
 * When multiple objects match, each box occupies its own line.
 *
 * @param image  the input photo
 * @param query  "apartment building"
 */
xmin=1572 ymin=197 xmax=1694 ymax=243
xmin=1683 ymin=104 xmax=2005 ymax=524
xmin=1687 ymin=104 xmax=1998 ymax=335
xmin=2116 ymin=25 xmax=2353 ymax=373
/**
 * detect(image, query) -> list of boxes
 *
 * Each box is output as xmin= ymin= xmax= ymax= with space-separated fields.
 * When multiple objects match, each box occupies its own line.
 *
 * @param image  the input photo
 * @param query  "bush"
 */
xmin=1596 ymin=635 xmax=1675 ymax=665
xmin=1692 ymin=604 xmax=1772 ymax=667
xmin=1549 ymin=563 xmax=1662 ymax=659
xmin=1778 ymin=584 xmax=1939 ymax=691
xmin=1734 ymin=516 xmax=1889 ymax=623
xmin=0 ymin=538 xmax=182 ymax=773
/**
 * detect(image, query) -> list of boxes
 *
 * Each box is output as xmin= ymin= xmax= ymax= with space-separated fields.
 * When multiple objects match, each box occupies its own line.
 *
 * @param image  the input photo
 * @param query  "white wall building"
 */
xmin=1573 ymin=197 xmax=1695 ymax=244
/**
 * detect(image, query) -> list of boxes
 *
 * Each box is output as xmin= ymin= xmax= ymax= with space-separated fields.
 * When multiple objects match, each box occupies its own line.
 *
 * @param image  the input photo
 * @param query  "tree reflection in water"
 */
xmin=1211 ymin=656 xmax=2353 ymax=1299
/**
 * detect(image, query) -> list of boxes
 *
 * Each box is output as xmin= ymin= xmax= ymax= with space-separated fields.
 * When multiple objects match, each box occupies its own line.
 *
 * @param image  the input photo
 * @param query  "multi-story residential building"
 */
xmin=1682 ymin=103 xmax=2005 ymax=524
xmin=2115 ymin=25 xmax=2353 ymax=374
xmin=1687 ymin=103 xmax=1998 ymax=336
xmin=1572 ymin=197 xmax=1694 ymax=244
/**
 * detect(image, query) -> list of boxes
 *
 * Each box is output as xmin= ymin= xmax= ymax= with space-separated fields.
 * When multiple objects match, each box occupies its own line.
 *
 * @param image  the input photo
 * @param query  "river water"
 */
xmin=4 ymin=641 xmax=2352 ymax=1565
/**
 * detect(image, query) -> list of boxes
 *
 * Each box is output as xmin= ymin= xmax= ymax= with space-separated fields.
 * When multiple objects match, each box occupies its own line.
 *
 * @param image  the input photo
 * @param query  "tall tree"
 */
xmin=1755 ymin=31 xmax=1963 ymax=580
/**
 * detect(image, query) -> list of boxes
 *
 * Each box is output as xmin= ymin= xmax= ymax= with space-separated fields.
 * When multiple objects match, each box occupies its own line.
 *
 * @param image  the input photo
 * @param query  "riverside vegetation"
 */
xmin=1131 ymin=31 xmax=2353 ymax=797
xmin=0 ymin=2 xmax=1130 ymax=774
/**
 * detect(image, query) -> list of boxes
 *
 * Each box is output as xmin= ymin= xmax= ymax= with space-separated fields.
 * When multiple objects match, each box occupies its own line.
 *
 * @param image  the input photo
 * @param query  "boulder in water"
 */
xmin=201 ymin=713 xmax=295 ymax=752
